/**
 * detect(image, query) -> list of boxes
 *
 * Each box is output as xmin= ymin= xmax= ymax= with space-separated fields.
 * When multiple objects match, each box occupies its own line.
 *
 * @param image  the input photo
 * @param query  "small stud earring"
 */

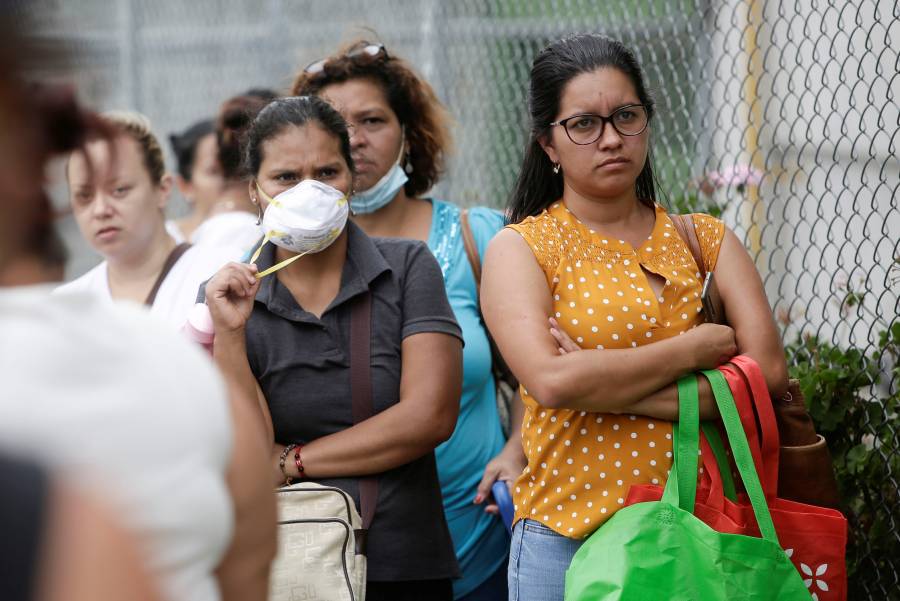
xmin=553 ymin=163 xmax=561 ymax=175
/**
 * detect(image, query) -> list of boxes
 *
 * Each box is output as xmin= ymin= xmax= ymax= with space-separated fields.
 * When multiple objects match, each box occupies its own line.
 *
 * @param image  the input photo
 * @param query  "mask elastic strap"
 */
xmin=248 ymin=234 xmax=310 ymax=280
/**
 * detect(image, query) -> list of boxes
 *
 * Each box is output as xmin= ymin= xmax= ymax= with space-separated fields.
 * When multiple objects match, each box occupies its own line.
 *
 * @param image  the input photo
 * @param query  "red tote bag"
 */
xmin=625 ymin=357 xmax=848 ymax=601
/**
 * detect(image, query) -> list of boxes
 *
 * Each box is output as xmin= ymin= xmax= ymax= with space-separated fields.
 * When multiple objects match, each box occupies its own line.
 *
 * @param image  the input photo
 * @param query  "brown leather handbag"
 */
xmin=671 ymin=214 xmax=842 ymax=510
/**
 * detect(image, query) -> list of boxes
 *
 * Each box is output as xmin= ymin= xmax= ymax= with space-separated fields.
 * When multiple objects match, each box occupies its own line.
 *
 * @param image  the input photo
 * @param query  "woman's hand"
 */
xmin=683 ymin=323 xmax=737 ymax=370
xmin=474 ymin=444 xmax=528 ymax=514
xmin=206 ymin=262 xmax=260 ymax=334
xmin=549 ymin=316 xmax=582 ymax=354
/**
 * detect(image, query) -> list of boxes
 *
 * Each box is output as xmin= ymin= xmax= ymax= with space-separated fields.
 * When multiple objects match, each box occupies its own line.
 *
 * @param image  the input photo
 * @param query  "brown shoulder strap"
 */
xmin=458 ymin=208 xmax=520 ymax=392
xmin=350 ymin=291 xmax=377 ymax=553
xmin=459 ymin=209 xmax=483 ymax=292
xmin=144 ymin=243 xmax=192 ymax=306
xmin=671 ymin=214 xmax=706 ymax=278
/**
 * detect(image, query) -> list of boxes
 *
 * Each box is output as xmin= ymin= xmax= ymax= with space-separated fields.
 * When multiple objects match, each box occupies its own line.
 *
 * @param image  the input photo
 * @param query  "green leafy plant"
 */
xmin=787 ymin=323 xmax=900 ymax=600
xmin=669 ymin=190 xmax=723 ymax=218
xmin=675 ymin=175 xmax=899 ymax=597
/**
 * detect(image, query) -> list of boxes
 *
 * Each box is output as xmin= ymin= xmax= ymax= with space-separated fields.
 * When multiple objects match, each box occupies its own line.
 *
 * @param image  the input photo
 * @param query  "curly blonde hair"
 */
xmin=101 ymin=110 xmax=166 ymax=184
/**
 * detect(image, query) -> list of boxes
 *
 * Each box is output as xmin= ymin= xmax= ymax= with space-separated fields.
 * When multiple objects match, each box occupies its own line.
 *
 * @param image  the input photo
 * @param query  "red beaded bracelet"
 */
xmin=294 ymin=444 xmax=305 ymax=480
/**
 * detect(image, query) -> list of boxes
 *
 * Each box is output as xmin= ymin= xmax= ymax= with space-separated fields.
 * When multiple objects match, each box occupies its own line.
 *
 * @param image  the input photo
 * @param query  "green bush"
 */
xmin=786 ymin=322 xmax=900 ymax=600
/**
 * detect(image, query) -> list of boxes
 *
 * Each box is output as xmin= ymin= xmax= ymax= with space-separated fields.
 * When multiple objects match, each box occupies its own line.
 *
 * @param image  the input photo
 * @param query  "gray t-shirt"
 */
xmin=245 ymin=222 xmax=462 ymax=582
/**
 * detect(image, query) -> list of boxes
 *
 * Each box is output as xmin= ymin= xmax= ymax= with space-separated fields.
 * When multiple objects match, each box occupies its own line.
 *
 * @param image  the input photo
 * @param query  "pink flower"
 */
xmin=706 ymin=164 xmax=764 ymax=189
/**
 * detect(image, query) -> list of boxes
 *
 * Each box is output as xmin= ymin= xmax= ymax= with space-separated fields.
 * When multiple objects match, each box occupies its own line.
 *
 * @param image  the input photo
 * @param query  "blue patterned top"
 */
xmin=427 ymin=199 xmax=510 ymax=598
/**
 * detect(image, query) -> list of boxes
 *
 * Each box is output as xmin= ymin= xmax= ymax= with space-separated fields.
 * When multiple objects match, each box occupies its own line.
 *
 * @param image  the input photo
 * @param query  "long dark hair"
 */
xmin=243 ymin=95 xmax=354 ymax=177
xmin=508 ymin=34 xmax=658 ymax=224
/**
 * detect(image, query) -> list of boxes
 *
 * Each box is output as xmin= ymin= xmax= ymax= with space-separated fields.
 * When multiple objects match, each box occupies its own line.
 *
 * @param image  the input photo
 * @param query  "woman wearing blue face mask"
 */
xmin=205 ymin=95 xmax=463 ymax=601
xmin=293 ymin=42 xmax=525 ymax=601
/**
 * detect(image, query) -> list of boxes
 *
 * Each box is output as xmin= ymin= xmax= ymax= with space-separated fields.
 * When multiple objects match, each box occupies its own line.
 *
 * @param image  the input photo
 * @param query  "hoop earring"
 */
xmin=253 ymin=198 xmax=262 ymax=226
xmin=553 ymin=163 xmax=561 ymax=175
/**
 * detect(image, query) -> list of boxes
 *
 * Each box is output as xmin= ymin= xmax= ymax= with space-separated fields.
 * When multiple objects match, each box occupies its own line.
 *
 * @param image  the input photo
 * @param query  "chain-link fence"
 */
xmin=22 ymin=0 xmax=899 ymax=597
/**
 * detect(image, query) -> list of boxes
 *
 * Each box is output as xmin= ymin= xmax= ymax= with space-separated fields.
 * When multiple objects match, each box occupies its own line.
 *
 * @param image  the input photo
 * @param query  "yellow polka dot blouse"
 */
xmin=507 ymin=201 xmax=725 ymax=538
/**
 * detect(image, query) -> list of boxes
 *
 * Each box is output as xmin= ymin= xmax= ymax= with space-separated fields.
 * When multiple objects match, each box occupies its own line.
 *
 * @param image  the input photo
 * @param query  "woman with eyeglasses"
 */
xmin=293 ymin=41 xmax=526 ymax=601
xmin=479 ymin=34 xmax=787 ymax=600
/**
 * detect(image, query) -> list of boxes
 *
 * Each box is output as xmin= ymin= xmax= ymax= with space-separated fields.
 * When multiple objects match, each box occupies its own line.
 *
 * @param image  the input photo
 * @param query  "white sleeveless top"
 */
xmin=54 ymin=244 xmax=229 ymax=330
xmin=0 ymin=285 xmax=234 ymax=601
xmin=166 ymin=212 xmax=262 ymax=262
xmin=191 ymin=211 xmax=262 ymax=260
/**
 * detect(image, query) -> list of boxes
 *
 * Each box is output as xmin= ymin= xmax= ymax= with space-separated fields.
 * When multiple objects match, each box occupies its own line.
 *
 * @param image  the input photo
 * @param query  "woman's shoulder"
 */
xmin=465 ymin=205 xmax=506 ymax=237
xmin=686 ymin=212 xmax=726 ymax=241
xmin=505 ymin=203 xmax=563 ymax=249
xmin=661 ymin=206 xmax=727 ymax=271
xmin=0 ymin=290 xmax=231 ymax=451
xmin=191 ymin=211 xmax=262 ymax=255
xmin=54 ymin=260 xmax=107 ymax=297
xmin=370 ymin=235 xmax=433 ymax=266
xmin=165 ymin=219 xmax=186 ymax=243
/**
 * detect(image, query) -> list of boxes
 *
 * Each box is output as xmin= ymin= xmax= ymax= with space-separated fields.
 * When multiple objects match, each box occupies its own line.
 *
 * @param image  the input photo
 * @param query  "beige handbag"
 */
xmin=269 ymin=483 xmax=367 ymax=601
xmin=268 ymin=292 xmax=378 ymax=601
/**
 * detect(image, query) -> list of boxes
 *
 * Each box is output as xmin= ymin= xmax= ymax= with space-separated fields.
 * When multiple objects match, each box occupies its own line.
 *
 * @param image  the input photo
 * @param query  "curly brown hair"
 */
xmin=291 ymin=41 xmax=452 ymax=198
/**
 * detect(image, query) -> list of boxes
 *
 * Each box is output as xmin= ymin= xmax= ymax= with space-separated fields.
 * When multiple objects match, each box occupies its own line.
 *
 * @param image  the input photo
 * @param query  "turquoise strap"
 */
xmin=701 ymin=369 xmax=780 ymax=544
xmin=701 ymin=422 xmax=738 ymax=501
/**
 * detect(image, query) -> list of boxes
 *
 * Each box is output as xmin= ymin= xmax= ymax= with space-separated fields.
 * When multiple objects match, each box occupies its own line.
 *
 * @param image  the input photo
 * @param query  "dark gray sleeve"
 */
xmin=195 ymin=281 xmax=208 ymax=304
xmin=401 ymin=242 xmax=463 ymax=343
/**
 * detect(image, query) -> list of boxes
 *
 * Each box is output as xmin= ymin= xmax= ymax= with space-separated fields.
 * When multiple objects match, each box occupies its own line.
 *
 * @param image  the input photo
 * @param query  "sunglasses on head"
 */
xmin=303 ymin=42 xmax=389 ymax=75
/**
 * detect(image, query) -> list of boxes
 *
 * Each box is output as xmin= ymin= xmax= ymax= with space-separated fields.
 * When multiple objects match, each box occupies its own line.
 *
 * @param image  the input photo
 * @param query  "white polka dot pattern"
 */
xmin=507 ymin=202 xmax=725 ymax=538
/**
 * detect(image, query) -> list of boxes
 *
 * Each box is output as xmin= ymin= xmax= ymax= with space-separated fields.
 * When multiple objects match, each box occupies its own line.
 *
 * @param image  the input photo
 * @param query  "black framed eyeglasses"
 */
xmin=549 ymin=104 xmax=649 ymax=145
xmin=304 ymin=42 xmax=389 ymax=75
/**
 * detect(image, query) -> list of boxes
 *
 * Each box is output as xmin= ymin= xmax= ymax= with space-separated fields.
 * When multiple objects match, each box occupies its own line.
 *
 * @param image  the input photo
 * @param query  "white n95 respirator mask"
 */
xmin=249 ymin=179 xmax=349 ymax=277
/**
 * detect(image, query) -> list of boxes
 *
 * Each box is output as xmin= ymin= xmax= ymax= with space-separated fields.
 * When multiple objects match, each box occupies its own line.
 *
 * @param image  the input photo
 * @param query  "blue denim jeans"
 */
xmin=507 ymin=519 xmax=584 ymax=601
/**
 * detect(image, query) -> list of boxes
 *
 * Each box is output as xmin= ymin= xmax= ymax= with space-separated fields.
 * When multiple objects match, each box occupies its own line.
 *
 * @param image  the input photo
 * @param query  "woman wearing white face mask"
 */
xmin=293 ymin=41 xmax=525 ymax=601
xmin=205 ymin=96 xmax=464 ymax=601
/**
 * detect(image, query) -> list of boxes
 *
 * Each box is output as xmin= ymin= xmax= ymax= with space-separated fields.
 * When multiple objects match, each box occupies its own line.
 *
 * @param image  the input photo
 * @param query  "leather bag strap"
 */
xmin=144 ymin=243 xmax=192 ymax=306
xmin=350 ymin=291 xmax=378 ymax=551
xmin=459 ymin=209 xmax=482 ymax=291
xmin=458 ymin=209 xmax=519 ymax=391
xmin=670 ymin=214 xmax=706 ymax=278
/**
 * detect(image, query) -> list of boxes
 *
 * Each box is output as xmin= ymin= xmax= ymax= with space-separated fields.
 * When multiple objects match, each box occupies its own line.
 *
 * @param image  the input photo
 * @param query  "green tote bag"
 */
xmin=565 ymin=370 xmax=811 ymax=601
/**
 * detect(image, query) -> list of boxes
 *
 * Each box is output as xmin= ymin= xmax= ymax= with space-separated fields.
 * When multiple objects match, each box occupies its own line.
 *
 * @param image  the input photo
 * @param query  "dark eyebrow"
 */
xmin=353 ymin=108 xmax=388 ymax=119
xmin=567 ymin=102 xmax=643 ymax=117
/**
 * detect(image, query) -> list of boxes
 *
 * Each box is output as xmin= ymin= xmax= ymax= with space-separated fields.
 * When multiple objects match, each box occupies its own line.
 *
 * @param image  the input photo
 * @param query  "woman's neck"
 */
xmin=562 ymin=184 xmax=655 ymax=246
xmin=209 ymin=181 xmax=255 ymax=216
xmin=273 ymin=230 xmax=349 ymax=318
xmin=351 ymin=190 xmax=432 ymax=241
xmin=106 ymin=223 xmax=177 ymax=301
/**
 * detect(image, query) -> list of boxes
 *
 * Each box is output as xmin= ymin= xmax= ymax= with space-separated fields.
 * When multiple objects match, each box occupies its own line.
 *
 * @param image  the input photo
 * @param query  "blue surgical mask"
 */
xmin=350 ymin=134 xmax=408 ymax=215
